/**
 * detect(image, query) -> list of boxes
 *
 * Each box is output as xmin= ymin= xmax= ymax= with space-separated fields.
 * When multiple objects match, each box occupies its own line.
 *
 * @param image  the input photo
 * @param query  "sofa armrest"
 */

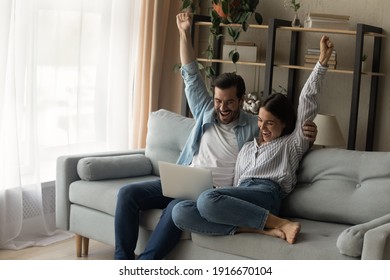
xmin=55 ymin=149 xmax=145 ymax=230
xmin=361 ymin=223 xmax=390 ymax=260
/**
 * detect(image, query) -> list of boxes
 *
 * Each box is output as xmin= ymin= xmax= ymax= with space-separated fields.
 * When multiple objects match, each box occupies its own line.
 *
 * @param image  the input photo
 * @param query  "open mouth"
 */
xmin=262 ymin=131 xmax=271 ymax=140
xmin=219 ymin=111 xmax=231 ymax=118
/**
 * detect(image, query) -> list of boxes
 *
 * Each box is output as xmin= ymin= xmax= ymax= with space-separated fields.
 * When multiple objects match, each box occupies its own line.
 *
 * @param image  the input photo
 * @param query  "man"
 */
xmin=114 ymin=12 xmax=317 ymax=260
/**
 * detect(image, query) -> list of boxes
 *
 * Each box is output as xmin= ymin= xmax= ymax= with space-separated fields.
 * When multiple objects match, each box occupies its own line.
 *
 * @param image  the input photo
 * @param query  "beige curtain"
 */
xmin=132 ymin=0 xmax=183 ymax=148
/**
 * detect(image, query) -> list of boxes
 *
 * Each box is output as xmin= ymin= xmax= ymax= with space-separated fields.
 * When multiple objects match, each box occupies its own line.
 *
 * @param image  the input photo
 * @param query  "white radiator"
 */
xmin=22 ymin=181 xmax=56 ymax=219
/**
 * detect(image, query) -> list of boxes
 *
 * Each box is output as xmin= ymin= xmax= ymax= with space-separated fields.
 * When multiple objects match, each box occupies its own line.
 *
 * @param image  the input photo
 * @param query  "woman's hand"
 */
xmin=302 ymin=120 xmax=318 ymax=142
xmin=319 ymin=35 xmax=334 ymax=67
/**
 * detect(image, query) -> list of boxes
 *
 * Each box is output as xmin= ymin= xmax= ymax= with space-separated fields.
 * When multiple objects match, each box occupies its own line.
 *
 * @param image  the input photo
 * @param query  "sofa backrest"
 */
xmin=281 ymin=148 xmax=390 ymax=225
xmin=145 ymin=109 xmax=195 ymax=175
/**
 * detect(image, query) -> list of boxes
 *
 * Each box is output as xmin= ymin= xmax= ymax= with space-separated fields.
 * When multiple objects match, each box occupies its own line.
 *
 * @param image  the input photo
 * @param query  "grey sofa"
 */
xmin=56 ymin=109 xmax=390 ymax=259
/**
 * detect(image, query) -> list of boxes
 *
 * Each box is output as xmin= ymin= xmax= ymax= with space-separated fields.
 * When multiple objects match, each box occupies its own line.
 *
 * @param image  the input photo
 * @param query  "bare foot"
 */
xmin=236 ymin=227 xmax=286 ymax=241
xmin=279 ymin=221 xmax=301 ymax=244
xmin=262 ymin=228 xmax=286 ymax=240
xmin=236 ymin=220 xmax=300 ymax=244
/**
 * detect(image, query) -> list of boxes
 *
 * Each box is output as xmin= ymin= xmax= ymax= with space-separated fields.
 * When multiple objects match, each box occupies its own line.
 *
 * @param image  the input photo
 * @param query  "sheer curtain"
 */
xmin=0 ymin=0 xmax=141 ymax=249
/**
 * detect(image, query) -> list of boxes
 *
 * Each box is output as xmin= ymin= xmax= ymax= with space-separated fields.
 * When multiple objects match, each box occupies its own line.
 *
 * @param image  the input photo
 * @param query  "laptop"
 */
xmin=158 ymin=161 xmax=213 ymax=200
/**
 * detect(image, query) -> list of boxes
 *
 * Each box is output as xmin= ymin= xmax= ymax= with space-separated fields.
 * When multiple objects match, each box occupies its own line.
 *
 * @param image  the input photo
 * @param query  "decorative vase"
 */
xmin=291 ymin=12 xmax=301 ymax=27
xmin=362 ymin=61 xmax=370 ymax=72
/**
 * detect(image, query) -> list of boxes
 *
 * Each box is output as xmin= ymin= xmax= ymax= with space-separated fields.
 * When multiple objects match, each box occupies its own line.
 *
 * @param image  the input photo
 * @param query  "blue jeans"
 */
xmin=172 ymin=178 xmax=282 ymax=235
xmin=114 ymin=179 xmax=183 ymax=260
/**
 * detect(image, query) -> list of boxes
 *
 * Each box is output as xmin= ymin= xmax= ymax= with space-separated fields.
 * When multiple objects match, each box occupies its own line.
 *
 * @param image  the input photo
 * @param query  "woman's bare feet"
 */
xmin=236 ymin=223 xmax=300 ymax=244
xmin=264 ymin=214 xmax=301 ymax=244
xmin=258 ymin=222 xmax=301 ymax=244
xmin=261 ymin=228 xmax=286 ymax=240
xmin=236 ymin=227 xmax=286 ymax=240
xmin=279 ymin=221 xmax=301 ymax=244
xmin=235 ymin=216 xmax=301 ymax=244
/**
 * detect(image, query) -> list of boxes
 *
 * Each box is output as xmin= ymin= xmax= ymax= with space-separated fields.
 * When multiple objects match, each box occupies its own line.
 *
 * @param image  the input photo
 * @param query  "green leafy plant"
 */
xmin=284 ymin=0 xmax=300 ymax=12
xmin=181 ymin=0 xmax=263 ymax=78
xmin=180 ymin=0 xmax=200 ymax=13
xmin=361 ymin=54 xmax=367 ymax=61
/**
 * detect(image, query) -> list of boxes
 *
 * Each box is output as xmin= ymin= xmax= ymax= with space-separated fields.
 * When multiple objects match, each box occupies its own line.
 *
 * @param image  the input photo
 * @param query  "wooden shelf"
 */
xmin=194 ymin=21 xmax=268 ymax=30
xmin=196 ymin=59 xmax=385 ymax=76
xmin=195 ymin=21 xmax=386 ymax=37
xmin=275 ymin=64 xmax=385 ymax=76
xmin=196 ymin=58 xmax=265 ymax=67
xmin=278 ymin=26 xmax=386 ymax=37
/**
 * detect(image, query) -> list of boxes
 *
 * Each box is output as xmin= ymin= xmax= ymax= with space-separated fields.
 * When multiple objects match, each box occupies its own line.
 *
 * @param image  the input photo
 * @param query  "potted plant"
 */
xmin=284 ymin=0 xmax=301 ymax=27
xmin=181 ymin=0 xmax=263 ymax=78
xmin=361 ymin=53 xmax=368 ymax=72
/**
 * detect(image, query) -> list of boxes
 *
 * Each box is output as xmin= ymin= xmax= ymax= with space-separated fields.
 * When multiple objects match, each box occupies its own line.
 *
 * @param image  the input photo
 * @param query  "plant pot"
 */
xmin=291 ymin=12 xmax=301 ymax=27
xmin=362 ymin=61 xmax=370 ymax=72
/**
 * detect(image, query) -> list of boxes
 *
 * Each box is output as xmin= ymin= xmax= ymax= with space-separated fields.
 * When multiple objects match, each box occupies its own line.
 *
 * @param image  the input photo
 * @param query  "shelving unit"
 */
xmin=265 ymin=19 xmax=384 ymax=151
xmin=191 ymin=15 xmax=385 ymax=151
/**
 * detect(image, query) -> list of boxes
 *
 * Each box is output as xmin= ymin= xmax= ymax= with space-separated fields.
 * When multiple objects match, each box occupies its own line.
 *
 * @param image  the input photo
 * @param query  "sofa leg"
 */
xmin=75 ymin=234 xmax=90 ymax=257
xmin=75 ymin=234 xmax=82 ymax=257
xmin=83 ymin=236 xmax=89 ymax=256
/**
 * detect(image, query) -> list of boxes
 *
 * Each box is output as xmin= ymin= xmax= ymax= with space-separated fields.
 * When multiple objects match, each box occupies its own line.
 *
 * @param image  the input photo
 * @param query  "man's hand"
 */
xmin=176 ymin=12 xmax=192 ymax=34
xmin=177 ymin=12 xmax=195 ymax=65
xmin=302 ymin=121 xmax=317 ymax=143
xmin=319 ymin=35 xmax=334 ymax=67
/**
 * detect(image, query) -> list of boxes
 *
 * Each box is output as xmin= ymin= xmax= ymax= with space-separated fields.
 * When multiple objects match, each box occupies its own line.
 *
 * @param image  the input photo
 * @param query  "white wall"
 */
xmin=197 ymin=0 xmax=389 ymax=151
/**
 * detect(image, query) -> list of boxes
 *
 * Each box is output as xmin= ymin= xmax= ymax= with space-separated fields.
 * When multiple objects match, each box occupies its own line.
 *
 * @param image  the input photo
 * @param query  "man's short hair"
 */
xmin=211 ymin=72 xmax=246 ymax=99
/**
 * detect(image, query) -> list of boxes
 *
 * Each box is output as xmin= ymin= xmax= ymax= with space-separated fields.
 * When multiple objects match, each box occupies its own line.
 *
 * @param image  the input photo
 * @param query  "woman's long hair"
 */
xmin=261 ymin=93 xmax=296 ymax=136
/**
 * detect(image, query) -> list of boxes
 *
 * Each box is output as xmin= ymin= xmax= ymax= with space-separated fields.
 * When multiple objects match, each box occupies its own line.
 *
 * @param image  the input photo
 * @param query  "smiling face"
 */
xmin=258 ymin=107 xmax=286 ymax=142
xmin=214 ymin=86 xmax=242 ymax=124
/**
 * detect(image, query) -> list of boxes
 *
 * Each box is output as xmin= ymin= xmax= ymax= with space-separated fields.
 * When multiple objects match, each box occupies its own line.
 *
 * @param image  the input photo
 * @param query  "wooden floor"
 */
xmin=0 ymin=236 xmax=115 ymax=260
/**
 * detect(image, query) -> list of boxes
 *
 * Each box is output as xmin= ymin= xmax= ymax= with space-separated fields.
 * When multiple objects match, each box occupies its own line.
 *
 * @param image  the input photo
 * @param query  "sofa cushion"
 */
xmin=77 ymin=154 xmax=152 ymax=181
xmin=191 ymin=218 xmax=355 ymax=260
xmin=336 ymin=213 xmax=390 ymax=257
xmin=282 ymin=148 xmax=390 ymax=225
xmin=69 ymin=176 xmax=158 ymax=215
xmin=145 ymin=109 xmax=195 ymax=175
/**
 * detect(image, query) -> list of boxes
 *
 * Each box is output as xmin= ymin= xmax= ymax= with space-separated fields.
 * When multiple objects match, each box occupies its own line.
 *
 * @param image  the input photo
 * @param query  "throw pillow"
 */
xmin=77 ymin=154 xmax=152 ymax=181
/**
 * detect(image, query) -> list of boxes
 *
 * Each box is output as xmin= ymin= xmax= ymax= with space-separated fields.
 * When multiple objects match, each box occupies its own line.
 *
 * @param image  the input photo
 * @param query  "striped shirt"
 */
xmin=234 ymin=62 xmax=328 ymax=194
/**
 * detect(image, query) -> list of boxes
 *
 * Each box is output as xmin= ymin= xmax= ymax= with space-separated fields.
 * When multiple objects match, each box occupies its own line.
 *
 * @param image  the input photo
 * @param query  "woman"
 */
xmin=172 ymin=35 xmax=334 ymax=244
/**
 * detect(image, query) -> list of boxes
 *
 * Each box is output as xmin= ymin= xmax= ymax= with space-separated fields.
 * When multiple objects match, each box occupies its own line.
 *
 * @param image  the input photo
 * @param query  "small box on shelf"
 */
xmin=222 ymin=41 xmax=258 ymax=62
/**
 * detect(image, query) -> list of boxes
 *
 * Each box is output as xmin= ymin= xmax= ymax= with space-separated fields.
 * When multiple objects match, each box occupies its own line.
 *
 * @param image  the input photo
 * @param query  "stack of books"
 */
xmin=304 ymin=48 xmax=337 ymax=69
xmin=304 ymin=12 xmax=350 ymax=30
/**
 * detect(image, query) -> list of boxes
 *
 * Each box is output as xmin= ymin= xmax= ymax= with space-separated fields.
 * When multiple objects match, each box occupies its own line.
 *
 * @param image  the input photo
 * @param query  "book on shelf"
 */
xmin=306 ymin=48 xmax=337 ymax=56
xmin=304 ymin=58 xmax=337 ymax=65
xmin=304 ymin=62 xmax=336 ymax=70
xmin=305 ymin=53 xmax=336 ymax=60
xmin=304 ymin=12 xmax=350 ymax=30
xmin=307 ymin=12 xmax=350 ymax=21
xmin=305 ymin=47 xmax=337 ymax=68
xmin=304 ymin=19 xmax=350 ymax=30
